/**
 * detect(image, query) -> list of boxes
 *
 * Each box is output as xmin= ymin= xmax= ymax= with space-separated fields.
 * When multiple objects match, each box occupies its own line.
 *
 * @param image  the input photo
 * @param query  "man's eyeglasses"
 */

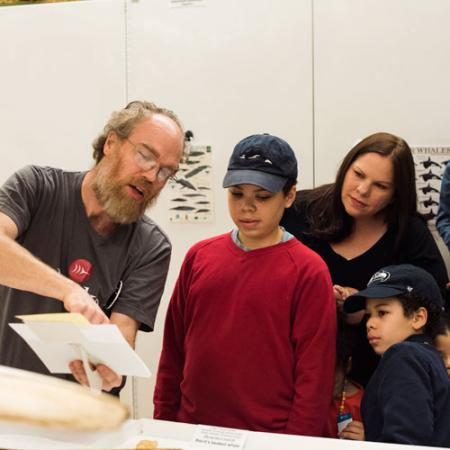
xmin=125 ymin=138 xmax=177 ymax=183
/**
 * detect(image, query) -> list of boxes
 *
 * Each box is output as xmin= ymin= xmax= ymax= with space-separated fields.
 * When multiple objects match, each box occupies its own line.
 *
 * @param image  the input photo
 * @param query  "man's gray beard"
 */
xmin=93 ymin=165 xmax=159 ymax=224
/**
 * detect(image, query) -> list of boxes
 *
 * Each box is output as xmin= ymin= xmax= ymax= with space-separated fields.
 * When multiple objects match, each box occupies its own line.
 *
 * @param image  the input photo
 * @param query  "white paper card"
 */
xmin=191 ymin=425 xmax=247 ymax=449
xmin=170 ymin=0 xmax=205 ymax=8
xmin=10 ymin=322 xmax=151 ymax=377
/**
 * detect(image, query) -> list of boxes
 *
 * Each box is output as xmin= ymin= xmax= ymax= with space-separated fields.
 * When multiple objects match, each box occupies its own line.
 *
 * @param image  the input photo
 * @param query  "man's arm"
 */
xmin=0 ymin=212 xmax=108 ymax=324
xmin=110 ymin=311 xmax=139 ymax=347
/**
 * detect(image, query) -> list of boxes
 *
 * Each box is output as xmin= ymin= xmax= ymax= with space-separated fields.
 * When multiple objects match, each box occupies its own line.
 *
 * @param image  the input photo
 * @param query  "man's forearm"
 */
xmin=0 ymin=232 xmax=108 ymax=323
xmin=0 ymin=233 xmax=76 ymax=301
xmin=110 ymin=312 xmax=139 ymax=348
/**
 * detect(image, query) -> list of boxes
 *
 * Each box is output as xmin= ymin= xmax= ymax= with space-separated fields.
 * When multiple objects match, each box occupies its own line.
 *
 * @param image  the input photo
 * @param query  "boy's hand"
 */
xmin=339 ymin=420 xmax=365 ymax=440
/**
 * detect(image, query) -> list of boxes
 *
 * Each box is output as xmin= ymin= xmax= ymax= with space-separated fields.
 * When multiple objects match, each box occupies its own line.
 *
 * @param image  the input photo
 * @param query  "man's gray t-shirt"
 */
xmin=0 ymin=165 xmax=171 ymax=376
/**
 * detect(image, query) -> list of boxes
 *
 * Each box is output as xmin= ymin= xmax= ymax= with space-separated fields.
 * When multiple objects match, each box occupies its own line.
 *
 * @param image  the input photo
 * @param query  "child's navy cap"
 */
xmin=344 ymin=264 xmax=444 ymax=313
xmin=222 ymin=134 xmax=298 ymax=193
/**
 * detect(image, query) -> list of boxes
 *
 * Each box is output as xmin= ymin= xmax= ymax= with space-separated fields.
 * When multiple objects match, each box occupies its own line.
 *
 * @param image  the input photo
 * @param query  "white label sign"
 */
xmin=170 ymin=0 xmax=205 ymax=7
xmin=191 ymin=425 xmax=247 ymax=449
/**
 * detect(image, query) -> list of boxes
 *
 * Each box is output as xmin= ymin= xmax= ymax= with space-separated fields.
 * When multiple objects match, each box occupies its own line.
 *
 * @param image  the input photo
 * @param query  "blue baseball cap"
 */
xmin=223 ymin=134 xmax=298 ymax=193
xmin=344 ymin=264 xmax=444 ymax=313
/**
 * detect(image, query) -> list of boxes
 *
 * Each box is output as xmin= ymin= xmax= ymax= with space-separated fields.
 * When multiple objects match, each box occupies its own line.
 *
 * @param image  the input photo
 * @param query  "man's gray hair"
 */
xmin=92 ymin=100 xmax=185 ymax=164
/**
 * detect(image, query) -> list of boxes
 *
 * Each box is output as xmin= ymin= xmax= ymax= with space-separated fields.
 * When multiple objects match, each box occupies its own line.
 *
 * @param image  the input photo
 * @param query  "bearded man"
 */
xmin=0 ymin=101 xmax=185 ymax=392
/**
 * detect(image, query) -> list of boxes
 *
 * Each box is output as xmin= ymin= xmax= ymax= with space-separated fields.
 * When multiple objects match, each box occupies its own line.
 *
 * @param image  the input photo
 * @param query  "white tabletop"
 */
xmin=0 ymin=418 xmax=445 ymax=450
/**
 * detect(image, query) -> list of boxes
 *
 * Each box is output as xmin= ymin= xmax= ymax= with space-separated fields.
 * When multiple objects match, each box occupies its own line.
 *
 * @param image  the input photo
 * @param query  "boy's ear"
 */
xmin=412 ymin=307 xmax=428 ymax=331
xmin=284 ymin=185 xmax=297 ymax=208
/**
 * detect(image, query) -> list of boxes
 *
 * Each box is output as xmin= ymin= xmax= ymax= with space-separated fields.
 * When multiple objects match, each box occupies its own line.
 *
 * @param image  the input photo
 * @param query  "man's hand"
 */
xmin=69 ymin=360 xmax=123 ymax=392
xmin=339 ymin=420 xmax=365 ymax=440
xmin=62 ymin=285 xmax=109 ymax=324
xmin=0 ymin=214 xmax=109 ymax=325
xmin=68 ymin=313 xmax=138 ymax=391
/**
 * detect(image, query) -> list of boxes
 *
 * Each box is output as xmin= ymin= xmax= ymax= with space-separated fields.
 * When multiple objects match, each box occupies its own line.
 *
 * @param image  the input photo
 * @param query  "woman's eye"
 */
xmin=353 ymin=170 xmax=363 ymax=178
xmin=256 ymin=196 xmax=271 ymax=201
xmin=378 ymin=310 xmax=387 ymax=317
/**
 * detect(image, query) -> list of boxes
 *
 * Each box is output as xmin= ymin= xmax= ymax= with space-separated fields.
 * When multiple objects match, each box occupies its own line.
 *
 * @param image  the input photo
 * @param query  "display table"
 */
xmin=0 ymin=419 xmax=445 ymax=450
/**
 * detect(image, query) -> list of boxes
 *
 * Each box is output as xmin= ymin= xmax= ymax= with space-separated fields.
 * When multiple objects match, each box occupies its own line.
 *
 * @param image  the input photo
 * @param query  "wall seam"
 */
xmin=124 ymin=0 xmax=129 ymax=104
xmin=311 ymin=0 xmax=316 ymax=188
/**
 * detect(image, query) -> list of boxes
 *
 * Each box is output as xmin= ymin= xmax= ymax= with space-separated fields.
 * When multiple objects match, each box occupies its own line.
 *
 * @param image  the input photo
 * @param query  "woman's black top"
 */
xmin=281 ymin=193 xmax=449 ymax=386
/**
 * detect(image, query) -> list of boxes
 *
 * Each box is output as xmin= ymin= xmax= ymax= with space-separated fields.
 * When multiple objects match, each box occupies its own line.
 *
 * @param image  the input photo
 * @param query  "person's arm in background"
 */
xmin=437 ymin=162 xmax=450 ymax=251
xmin=333 ymin=285 xmax=366 ymax=324
xmin=0 ymin=212 xmax=108 ymax=324
xmin=339 ymin=421 xmax=365 ymax=440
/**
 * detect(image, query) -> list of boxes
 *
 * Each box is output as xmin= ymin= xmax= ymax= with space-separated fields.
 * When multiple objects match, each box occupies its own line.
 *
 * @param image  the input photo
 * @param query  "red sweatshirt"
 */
xmin=154 ymin=233 xmax=336 ymax=436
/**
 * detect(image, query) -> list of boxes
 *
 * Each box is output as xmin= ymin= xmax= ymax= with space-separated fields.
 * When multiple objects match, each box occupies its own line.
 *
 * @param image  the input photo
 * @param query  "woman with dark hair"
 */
xmin=281 ymin=132 xmax=448 ymax=386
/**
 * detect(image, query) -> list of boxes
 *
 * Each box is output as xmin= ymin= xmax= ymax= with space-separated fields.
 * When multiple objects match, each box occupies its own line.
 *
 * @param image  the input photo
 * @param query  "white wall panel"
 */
xmin=125 ymin=0 xmax=314 ymax=418
xmin=0 ymin=0 xmax=126 ymax=182
xmin=313 ymin=0 xmax=450 ymax=185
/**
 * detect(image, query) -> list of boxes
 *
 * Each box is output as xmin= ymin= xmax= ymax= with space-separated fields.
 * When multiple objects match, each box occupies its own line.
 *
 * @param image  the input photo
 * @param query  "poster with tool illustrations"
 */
xmin=412 ymin=146 xmax=450 ymax=229
xmin=168 ymin=145 xmax=214 ymax=223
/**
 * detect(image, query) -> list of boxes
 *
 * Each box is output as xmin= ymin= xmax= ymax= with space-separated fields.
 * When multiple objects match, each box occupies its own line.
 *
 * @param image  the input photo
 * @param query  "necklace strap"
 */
xmin=339 ymin=378 xmax=347 ymax=414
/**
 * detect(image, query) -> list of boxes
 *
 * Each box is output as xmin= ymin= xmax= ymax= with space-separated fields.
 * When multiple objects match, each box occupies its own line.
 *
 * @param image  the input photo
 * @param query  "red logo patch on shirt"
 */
xmin=68 ymin=259 xmax=93 ymax=283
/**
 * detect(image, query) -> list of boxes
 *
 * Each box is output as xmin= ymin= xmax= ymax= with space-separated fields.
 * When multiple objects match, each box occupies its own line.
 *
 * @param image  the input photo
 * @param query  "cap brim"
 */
xmin=223 ymin=170 xmax=287 ymax=193
xmin=343 ymin=286 xmax=406 ymax=313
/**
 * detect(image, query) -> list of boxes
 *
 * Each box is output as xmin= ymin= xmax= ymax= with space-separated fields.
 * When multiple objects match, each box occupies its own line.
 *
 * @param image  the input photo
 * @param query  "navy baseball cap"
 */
xmin=344 ymin=264 xmax=444 ymax=313
xmin=222 ymin=134 xmax=298 ymax=193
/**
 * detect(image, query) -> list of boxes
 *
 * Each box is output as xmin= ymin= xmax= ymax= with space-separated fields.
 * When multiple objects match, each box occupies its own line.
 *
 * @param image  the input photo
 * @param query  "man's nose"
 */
xmin=142 ymin=166 xmax=159 ymax=183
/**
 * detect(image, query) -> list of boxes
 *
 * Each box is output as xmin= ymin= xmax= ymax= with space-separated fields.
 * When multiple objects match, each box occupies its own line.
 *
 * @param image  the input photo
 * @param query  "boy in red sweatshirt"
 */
xmin=154 ymin=134 xmax=336 ymax=436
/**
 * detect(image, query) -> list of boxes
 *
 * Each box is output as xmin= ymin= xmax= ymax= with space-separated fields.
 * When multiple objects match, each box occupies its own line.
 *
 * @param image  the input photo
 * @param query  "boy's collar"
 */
xmin=404 ymin=333 xmax=433 ymax=346
xmin=230 ymin=227 xmax=293 ymax=251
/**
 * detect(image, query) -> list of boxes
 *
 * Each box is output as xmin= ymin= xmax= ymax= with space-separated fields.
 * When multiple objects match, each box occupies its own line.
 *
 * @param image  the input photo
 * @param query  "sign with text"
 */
xmin=412 ymin=146 xmax=450 ymax=228
xmin=192 ymin=425 xmax=247 ymax=450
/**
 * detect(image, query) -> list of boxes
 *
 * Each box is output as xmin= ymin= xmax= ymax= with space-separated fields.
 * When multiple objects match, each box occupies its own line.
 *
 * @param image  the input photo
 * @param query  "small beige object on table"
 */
xmin=136 ymin=440 xmax=158 ymax=449
xmin=0 ymin=365 xmax=129 ymax=431
xmin=135 ymin=440 xmax=182 ymax=450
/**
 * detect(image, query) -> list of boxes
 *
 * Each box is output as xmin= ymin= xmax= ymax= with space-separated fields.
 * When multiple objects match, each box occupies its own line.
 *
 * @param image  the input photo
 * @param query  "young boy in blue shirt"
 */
xmin=344 ymin=264 xmax=450 ymax=447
